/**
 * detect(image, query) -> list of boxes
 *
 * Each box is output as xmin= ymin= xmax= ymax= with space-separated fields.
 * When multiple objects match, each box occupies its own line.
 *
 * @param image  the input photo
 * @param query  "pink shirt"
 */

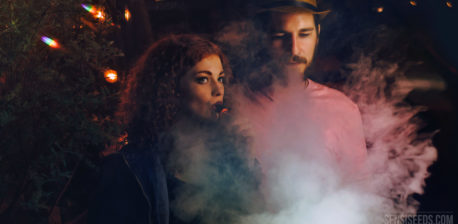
xmin=233 ymin=79 xmax=367 ymax=176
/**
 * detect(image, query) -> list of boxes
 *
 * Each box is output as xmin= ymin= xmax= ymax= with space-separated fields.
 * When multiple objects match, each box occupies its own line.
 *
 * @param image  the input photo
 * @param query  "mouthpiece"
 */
xmin=214 ymin=104 xmax=225 ymax=113
xmin=214 ymin=104 xmax=229 ymax=119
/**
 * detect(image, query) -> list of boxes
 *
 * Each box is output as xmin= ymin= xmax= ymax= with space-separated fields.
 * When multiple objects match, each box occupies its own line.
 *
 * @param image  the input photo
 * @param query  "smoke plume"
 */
xmin=167 ymin=20 xmax=438 ymax=223
xmin=221 ymin=21 xmax=436 ymax=223
xmin=229 ymin=54 xmax=438 ymax=224
xmin=165 ymin=118 xmax=264 ymax=224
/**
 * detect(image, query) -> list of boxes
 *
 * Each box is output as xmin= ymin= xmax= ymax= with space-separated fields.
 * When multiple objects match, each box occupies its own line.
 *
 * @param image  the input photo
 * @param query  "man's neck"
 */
xmin=284 ymin=70 xmax=308 ymax=88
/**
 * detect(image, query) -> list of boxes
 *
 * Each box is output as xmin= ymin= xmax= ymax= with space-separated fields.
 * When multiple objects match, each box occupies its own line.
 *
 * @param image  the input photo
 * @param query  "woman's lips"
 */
xmin=212 ymin=102 xmax=224 ymax=113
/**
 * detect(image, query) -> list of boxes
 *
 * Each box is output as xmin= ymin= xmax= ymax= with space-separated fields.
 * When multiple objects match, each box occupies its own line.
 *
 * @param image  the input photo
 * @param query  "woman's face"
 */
xmin=180 ymin=54 xmax=225 ymax=120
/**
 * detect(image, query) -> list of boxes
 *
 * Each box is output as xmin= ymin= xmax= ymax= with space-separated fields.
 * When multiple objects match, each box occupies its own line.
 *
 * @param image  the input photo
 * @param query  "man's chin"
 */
xmin=283 ymin=64 xmax=306 ymax=75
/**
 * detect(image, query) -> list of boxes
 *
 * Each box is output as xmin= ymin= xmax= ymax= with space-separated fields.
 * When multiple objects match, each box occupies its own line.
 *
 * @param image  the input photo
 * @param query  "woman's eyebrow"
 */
xmin=196 ymin=71 xmax=212 ymax=75
xmin=196 ymin=70 xmax=225 ymax=76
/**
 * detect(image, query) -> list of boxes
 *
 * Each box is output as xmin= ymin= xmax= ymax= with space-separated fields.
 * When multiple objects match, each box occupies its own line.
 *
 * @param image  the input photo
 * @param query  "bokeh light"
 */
xmin=81 ymin=4 xmax=96 ymax=13
xmin=104 ymin=69 xmax=118 ymax=83
xmin=40 ymin=36 xmax=59 ymax=48
xmin=125 ymin=8 xmax=131 ymax=21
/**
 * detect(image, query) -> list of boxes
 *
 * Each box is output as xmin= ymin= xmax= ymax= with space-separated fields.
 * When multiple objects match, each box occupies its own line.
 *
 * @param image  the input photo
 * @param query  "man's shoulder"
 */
xmin=307 ymin=79 xmax=359 ymax=111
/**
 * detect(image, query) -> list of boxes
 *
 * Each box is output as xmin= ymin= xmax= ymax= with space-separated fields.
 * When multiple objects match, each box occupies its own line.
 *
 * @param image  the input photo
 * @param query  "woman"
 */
xmin=89 ymin=34 xmax=262 ymax=224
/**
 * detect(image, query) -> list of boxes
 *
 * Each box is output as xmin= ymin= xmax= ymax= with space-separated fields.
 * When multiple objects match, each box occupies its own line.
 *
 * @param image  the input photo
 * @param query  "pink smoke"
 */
xmin=229 ymin=54 xmax=438 ymax=223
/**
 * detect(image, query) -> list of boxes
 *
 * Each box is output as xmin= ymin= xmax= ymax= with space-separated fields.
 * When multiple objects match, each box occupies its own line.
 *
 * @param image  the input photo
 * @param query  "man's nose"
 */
xmin=211 ymin=80 xmax=223 ymax=97
xmin=284 ymin=36 xmax=299 ymax=55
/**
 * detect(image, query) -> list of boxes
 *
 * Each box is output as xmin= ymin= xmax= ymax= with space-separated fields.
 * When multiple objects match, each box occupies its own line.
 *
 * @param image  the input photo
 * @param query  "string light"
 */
xmin=41 ymin=36 xmax=59 ymax=48
xmin=446 ymin=1 xmax=453 ymax=7
xmin=410 ymin=0 xmax=417 ymax=6
xmin=125 ymin=8 xmax=131 ymax=21
xmin=104 ymin=69 xmax=118 ymax=83
xmin=376 ymin=6 xmax=384 ymax=13
xmin=81 ymin=4 xmax=96 ymax=13
xmin=118 ymin=132 xmax=128 ymax=146
xmin=82 ymin=4 xmax=105 ymax=21
xmin=95 ymin=10 xmax=105 ymax=20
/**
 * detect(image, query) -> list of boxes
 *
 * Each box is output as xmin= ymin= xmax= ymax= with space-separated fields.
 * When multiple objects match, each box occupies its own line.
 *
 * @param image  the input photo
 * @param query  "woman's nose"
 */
xmin=211 ymin=80 xmax=224 ymax=97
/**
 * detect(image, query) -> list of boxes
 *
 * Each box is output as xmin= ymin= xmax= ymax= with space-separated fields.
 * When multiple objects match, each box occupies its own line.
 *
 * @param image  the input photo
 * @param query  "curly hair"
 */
xmin=119 ymin=34 xmax=232 ymax=148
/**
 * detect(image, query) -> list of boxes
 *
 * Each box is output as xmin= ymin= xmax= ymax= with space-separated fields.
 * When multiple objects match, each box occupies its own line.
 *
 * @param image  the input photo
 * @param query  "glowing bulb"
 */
xmin=376 ymin=6 xmax=384 ymax=13
xmin=446 ymin=1 xmax=453 ymax=7
xmin=41 ymin=36 xmax=59 ymax=48
xmin=95 ymin=10 xmax=105 ymax=20
xmin=82 ymin=4 xmax=106 ymax=20
xmin=125 ymin=8 xmax=131 ymax=21
xmin=410 ymin=0 xmax=417 ymax=6
xmin=104 ymin=69 xmax=118 ymax=83
xmin=118 ymin=132 xmax=128 ymax=145
xmin=81 ymin=4 xmax=96 ymax=13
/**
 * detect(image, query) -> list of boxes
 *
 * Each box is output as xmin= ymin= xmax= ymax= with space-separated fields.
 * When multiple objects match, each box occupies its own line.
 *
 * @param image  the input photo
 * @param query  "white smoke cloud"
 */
xmin=342 ymin=55 xmax=438 ymax=214
xmin=158 ymin=20 xmax=441 ymax=224
xmin=228 ymin=53 xmax=437 ymax=223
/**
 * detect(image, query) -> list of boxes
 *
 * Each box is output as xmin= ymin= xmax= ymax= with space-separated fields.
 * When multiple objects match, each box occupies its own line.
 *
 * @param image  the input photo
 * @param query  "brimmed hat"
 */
xmin=257 ymin=0 xmax=330 ymax=17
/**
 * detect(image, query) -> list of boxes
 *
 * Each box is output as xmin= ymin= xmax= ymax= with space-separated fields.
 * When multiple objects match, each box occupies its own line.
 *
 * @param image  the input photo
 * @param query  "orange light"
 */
xmin=446 ymin=1 xmax=453 ymax=7
xmin=376 ymin=6 xmax=384 ymax=13
xmin=124 ymin=8 xmax=131 ymax=21
xmin=221 ymin=108 xmax=229 ymax=114
xmin=118 ymin=132 xmax=128 ymax=145
xmin=95 ymin=10 xmax=105 ymax=20
xmin=104 ymin=69 xmax=118 ymax=83
xmin=410 ymin=0 xmax=417 ymax=6
xmin=82 ymin=4 xmax=106 ymax=21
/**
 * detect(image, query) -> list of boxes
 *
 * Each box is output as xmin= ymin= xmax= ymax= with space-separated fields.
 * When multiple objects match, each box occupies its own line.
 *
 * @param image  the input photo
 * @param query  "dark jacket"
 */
xmin=88 ymin=145 xmax=169 ymax=224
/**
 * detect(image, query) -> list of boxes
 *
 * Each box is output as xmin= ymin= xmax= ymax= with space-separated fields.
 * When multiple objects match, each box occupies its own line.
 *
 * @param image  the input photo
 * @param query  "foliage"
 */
xmin=0 ymin=0 xmax=123 ymax=222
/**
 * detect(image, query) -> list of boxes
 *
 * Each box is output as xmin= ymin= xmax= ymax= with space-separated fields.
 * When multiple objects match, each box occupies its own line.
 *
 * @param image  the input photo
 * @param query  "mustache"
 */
xmin=281 ymin=55 xmax=308 ymax=64
xmin=291 ymin=55 xmax=307 ymax=64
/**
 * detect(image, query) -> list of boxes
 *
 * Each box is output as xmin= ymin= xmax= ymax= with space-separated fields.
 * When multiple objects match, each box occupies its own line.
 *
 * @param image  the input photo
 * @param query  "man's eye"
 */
xmin=299 ymin=33 xmax=311 ymax=37
xmin=218 ymin=76 xmax=225 ymax=83
xmin=196 ymin=77 xmax=208 ymax=84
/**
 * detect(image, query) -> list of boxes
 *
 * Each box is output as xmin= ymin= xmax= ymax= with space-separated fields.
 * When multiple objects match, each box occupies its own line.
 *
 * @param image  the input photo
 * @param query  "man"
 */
xmin=233 ymin=0 xmax=367 ymax=176
xmin=256 ymin=0 xmax=328 ymax=86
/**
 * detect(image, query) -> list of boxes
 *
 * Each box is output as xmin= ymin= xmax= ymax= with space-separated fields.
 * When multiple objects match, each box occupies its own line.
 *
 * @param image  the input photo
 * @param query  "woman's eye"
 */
xmin=196 ymin=77 xmax=208 ymax=84
xmin=218 ymin=76 xmax=225 ymax=83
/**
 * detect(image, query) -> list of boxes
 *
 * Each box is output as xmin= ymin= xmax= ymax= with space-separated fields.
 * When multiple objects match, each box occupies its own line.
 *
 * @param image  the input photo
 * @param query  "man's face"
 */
xmin=268 ymin=12 xmax=319 ymax=78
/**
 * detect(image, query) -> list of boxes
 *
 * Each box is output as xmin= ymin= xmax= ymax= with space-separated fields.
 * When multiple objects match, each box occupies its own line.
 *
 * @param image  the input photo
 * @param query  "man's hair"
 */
xmin=119 ymin=34 xmax=232 ymax=148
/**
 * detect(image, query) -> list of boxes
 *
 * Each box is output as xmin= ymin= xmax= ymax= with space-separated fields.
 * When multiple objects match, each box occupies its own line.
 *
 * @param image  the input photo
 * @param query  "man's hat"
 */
xmin=257 ymin=0 xmax=330 ymax=17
